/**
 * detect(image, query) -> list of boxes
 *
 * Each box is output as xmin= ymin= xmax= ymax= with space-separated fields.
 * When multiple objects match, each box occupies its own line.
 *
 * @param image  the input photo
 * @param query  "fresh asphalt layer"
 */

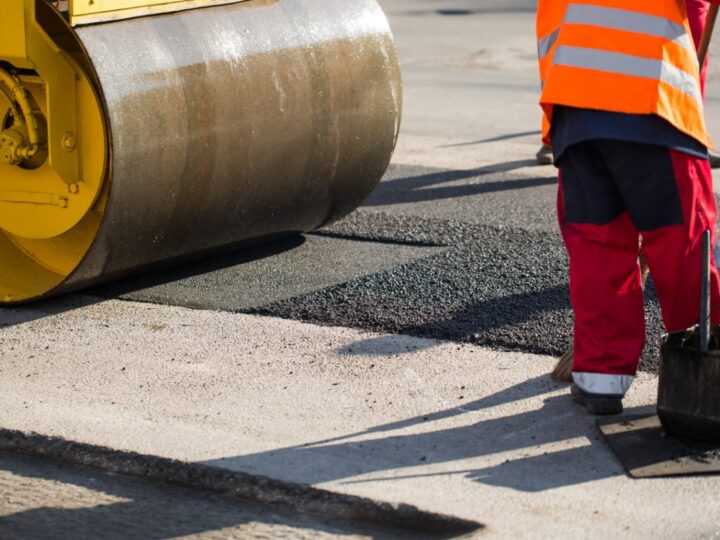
xmin=98 ymin=162 xmax=667 ymax=373
xmin=94 ymin=233 xmax=446 ymax=313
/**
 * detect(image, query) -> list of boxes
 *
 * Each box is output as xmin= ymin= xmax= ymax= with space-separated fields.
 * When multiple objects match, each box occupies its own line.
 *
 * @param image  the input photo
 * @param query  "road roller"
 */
xmin=0 ymin=0 xmax=401 ymax=304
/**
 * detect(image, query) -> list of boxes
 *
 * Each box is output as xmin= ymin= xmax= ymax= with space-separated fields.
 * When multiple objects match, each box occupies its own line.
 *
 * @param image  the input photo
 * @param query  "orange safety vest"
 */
xmin=537 ymin=0 xmax=711 ymax=148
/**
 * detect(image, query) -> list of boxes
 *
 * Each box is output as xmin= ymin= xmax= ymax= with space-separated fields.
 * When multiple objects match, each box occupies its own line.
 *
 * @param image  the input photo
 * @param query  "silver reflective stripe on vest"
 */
xmin=538 ymin=28 xmax=560 ymax=60
xmin=573 ymin=372 xmax=634 ymax=396
xmin=565 ymin=4 xmax=696 ymax=58
xmin=553 ymin=46 xmax=703 ymax=105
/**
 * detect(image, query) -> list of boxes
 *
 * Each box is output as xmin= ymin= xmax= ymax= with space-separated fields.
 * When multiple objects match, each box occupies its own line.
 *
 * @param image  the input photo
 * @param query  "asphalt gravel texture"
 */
xmin=96 ymin=163 xmax=668 ymax=373
xmin=254 ymin=210 xmax=666 ymax=374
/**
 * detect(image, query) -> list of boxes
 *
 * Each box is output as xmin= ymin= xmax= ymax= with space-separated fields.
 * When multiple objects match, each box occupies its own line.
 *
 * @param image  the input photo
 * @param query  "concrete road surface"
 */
xmin=2 ymin=1 xmax=720 ymax=539
xmin=0 ymin=451 xmax=422 ymax=540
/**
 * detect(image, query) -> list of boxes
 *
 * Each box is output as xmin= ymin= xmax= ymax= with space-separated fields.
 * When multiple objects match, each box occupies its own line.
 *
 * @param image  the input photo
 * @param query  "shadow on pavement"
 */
xmin=364 ymin=161 xmax=556 ymax=207
xmin=207 ymin=376 xmax=633 ymax=493
xmin=440 ymin=130 xmax=542 ymax=147
xmin=0 ymin=295 xmax=103 ymax=330
xmin=401 ymin=284 xmax=571 ymax=350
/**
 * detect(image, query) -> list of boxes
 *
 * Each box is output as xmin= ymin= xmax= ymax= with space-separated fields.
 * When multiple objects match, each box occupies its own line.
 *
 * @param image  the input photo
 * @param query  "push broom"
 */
xmin=550 ymin=4 xmax=720 ymax=383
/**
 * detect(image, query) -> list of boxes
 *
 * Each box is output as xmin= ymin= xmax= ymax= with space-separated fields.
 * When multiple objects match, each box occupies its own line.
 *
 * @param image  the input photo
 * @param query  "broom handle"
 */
xmin=698 ymin=3 xmax=719 ymax=68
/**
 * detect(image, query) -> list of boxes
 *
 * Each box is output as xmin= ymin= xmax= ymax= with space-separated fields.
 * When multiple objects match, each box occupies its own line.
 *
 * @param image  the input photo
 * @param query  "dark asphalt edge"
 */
xmin=0 ymin=428 xmax=483 ymax=536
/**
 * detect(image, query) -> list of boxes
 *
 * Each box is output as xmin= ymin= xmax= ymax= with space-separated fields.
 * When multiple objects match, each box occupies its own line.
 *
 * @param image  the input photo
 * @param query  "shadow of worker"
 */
xmin=366 ymin=160 xmax=555 ymax=207
xmin=206 ymin=375 xmax=630 ymax=493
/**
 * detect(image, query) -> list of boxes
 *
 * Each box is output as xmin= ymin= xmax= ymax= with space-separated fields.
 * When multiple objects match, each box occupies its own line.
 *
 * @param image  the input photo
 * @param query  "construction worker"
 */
xmin=537 ymin=0 xmax=720 ymax=414
xmin=536 ymin=0 xmax=720 ymax=168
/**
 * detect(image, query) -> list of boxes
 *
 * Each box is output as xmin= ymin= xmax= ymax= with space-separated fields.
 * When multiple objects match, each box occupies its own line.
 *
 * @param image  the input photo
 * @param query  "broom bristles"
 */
xmin=551 ymin=348 xmax=574 ymax=383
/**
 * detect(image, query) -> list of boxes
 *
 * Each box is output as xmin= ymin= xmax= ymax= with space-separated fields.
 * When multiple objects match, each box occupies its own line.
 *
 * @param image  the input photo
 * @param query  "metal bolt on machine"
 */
xmin=0 ymin=0 xmax=402 ymax=303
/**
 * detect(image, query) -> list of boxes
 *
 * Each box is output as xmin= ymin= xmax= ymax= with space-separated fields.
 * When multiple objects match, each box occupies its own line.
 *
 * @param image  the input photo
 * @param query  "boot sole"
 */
xmin=571 ymin=385 xmax=623 ymax=415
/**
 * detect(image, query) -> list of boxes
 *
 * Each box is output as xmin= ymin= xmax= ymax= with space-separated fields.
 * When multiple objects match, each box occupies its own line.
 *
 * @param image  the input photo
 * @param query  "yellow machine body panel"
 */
xmin=0 ymin=2 xmax=32 ymax=69
xmin=0 ymin=0 xmax=108 ymax=301
xmin=68 ymin=0 xmax=250 ymax=25
xmin=0 ymin=0 xmax=108 ymax=235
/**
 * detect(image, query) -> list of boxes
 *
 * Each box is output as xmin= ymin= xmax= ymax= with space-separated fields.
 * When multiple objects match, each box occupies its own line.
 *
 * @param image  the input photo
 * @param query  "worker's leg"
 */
xmin=628 ymin=150 xmax=720 ymax=331
xmin=558 ymin=142 xmax=644 ymax=397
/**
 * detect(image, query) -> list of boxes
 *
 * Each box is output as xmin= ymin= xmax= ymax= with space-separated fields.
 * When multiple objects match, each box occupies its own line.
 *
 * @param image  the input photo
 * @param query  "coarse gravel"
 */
xmin=252 ymin=208 xmax=667 ymax=374
xmin=93 ymin=162 xmax=672 ymax=374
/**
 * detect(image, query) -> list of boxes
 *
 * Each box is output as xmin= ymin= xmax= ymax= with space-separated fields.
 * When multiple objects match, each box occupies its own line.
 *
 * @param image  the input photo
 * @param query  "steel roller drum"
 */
xmin=0 ymin=0 xmax=401 ymax=303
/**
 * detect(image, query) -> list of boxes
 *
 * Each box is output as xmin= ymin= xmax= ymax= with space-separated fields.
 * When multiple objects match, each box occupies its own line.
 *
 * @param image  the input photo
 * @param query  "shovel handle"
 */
xmin=698 ymin=3 xmax=720 ymax=68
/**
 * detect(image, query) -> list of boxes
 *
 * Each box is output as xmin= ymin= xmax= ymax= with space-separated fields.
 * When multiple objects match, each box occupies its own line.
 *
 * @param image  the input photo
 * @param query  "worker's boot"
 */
xmin=571 ymin=384 xmax=623 ymax=415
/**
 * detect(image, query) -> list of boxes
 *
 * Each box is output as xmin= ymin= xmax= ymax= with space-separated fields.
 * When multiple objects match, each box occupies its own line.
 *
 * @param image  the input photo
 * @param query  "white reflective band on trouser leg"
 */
xmin=573 ymin=372 xmax=634 ymax=396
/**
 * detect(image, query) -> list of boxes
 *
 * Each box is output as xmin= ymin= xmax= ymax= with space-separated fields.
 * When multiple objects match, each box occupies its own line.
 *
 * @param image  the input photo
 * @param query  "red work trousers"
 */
xmin=558 ymin=141 xmax=720 ymax=393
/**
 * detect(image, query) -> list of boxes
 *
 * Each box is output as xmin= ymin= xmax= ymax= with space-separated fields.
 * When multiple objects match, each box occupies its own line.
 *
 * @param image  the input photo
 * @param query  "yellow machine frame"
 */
xmin=1 ymin=0 xmax=79 ymax=187
xmin=0 ymin=0 xmax=108 ymax=301
xmin=68 ymin=0 xmax=248 ymax=26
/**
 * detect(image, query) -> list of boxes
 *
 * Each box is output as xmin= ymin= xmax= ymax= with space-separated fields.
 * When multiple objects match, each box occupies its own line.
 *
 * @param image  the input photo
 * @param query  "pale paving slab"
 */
xmin=1 ymin=297 xmax=719 ymax=539
xmin=0 ymin=453 xmax=367 ymax=540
